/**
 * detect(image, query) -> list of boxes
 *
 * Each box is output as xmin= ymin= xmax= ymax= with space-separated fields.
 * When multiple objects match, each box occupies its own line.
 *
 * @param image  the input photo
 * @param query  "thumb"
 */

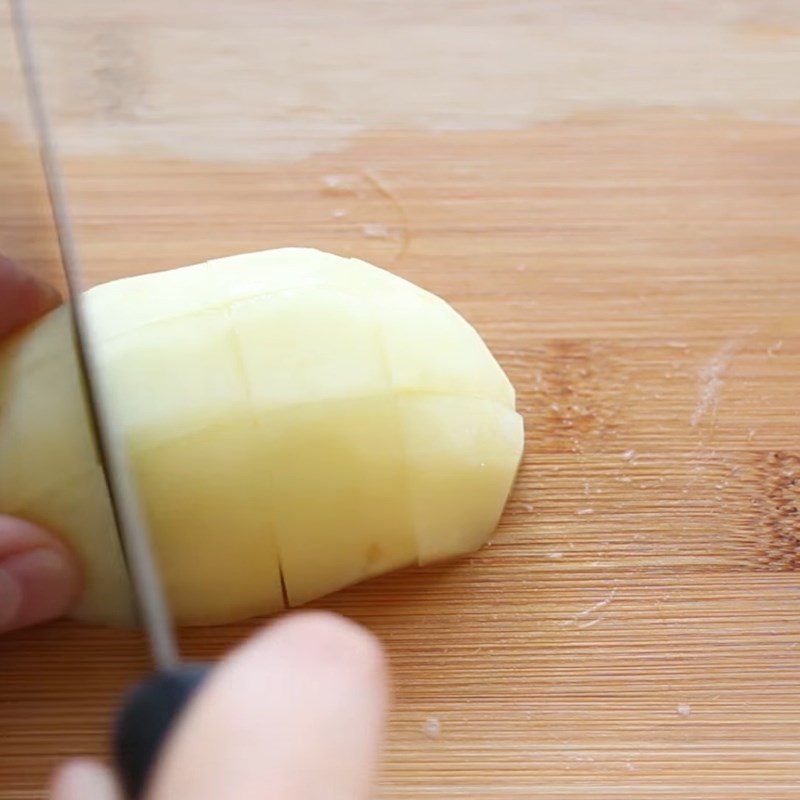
xmin=48 ymin=613 xmax=388 ymax=800
xmin=0 ymin=515 xmax=81 ymax=633
xmin=148 ymin=612 xmax=388 ymax=800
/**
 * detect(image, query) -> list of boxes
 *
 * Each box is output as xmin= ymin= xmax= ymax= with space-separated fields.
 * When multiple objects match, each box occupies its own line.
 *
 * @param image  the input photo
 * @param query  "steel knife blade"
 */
xmin=11 ymin=5 xmax=212 ymax=796
xmin=10 ymin=0 xmax=180 ymax=671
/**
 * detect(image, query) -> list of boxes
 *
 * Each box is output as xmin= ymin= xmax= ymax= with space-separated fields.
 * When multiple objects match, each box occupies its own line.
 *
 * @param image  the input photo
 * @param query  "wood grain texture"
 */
xmin=1 ymin=2 xmax=800 ymax=798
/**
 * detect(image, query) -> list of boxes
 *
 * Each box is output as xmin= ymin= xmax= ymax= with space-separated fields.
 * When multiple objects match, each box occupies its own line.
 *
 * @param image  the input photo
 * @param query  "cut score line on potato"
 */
xmin=0 ymin=248 xmax=524 ymax=626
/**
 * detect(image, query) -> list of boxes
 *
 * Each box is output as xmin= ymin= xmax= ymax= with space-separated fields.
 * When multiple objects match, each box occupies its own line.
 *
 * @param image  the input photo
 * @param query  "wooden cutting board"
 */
xmin=1 ymin=2 xmax=799 ymax=797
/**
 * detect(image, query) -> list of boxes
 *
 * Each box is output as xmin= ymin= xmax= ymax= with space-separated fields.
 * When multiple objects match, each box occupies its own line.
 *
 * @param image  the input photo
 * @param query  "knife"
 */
xmin=11 ymin=2 xmax=209 ymax=796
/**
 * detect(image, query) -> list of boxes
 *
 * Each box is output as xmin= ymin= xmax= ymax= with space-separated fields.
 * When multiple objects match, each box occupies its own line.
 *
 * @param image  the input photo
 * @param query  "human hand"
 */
xmin=50 ymin=612 xmax=388 ymax=800
xmin=0 ymin=254 xmax=81 ymax=633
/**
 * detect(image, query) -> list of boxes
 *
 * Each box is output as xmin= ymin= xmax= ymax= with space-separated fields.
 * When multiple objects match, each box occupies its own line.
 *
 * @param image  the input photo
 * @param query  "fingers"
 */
xmin=0 ymin=515 xmax=81 ymax=633
xmin=0 ymin=253 xmax=61 ymax=339
xmin=149 ymin=612 xmax=388 ymax=800
xmin=50 ymin=760 xmax=121 ymax=800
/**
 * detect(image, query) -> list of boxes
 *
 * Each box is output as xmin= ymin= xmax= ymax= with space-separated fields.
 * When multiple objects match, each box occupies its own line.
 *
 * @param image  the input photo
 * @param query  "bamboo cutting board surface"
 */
xmin=1 ymin=2 xmax=800 ymax=797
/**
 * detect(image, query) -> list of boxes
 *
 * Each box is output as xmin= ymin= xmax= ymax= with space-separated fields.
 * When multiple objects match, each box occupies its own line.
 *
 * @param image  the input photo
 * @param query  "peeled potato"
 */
xmin=0 ymin=248 xmax=523 ymax=626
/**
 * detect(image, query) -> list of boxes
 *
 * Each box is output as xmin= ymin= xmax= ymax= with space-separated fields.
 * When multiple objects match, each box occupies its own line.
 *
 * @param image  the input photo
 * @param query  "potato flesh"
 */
xmin=0 ymin=248 xmax=523 ymax=625
xmin=262 ymin=397 xmax=417 ymax=607
xmin=400 ymin=395 xmax=525 ymax=563
xmin=231 ymin=287 xmax=389 ymax=407
xmin=0 ymin=309 xmax=133 ymax=624
xmin=133 ymin=424 xmax=284 ymax=624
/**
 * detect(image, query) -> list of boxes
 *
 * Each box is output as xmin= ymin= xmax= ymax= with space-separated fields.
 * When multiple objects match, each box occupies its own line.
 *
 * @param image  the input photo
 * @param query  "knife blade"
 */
xmin=11 ymin=2 xmax=208 ymax=796
xmin=10 ymin=0 xmax=178 ymax=673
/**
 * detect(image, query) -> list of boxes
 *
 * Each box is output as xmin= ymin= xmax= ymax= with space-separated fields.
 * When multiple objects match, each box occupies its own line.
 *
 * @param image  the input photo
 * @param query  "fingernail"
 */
xmin=51 ymin=759 xmax=121 ymax=800
xmin=0 ymin=548 xmax=79 ymax=632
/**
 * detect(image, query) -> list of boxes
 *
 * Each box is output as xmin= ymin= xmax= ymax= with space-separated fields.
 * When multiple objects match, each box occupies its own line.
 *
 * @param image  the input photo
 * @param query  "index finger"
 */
xmin=0 ymin=254 xmax=61 ymax=339
xmin=150 ymin=613 xmax=388 ymax=800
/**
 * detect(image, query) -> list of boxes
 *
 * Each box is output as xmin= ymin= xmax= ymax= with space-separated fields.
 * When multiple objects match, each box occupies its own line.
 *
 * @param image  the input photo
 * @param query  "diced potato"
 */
xmin=132 ymin=424 xmax=284 ymax=625
xmin=0 ymin=248 xmax=523 ymax=626
xmin=0 ymin=322 xmax=98 ymax=509
xmin=400 ymin=395 xmax=524 ymax=563
xmin=87 ymin=262 xmax=221 ymax=341
xmin=372 ymin=291 xmax=515 ymax=407
xmin=257 ymin=396 xmax=417 ymax=606
xmin=99 ymin=309 xmax=251 ymax=450
xmin=230 ymin=287 xmax=389 ymax=408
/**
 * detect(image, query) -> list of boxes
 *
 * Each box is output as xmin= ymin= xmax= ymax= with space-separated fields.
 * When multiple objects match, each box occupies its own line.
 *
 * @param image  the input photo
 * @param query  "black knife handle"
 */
xmin=114 ymin=664 xmax=210 ymax=799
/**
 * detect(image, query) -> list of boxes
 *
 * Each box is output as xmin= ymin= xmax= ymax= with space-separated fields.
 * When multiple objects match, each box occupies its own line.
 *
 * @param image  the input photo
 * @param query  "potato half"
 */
xmin=0 ymin=249 xmax=524 ymax=625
